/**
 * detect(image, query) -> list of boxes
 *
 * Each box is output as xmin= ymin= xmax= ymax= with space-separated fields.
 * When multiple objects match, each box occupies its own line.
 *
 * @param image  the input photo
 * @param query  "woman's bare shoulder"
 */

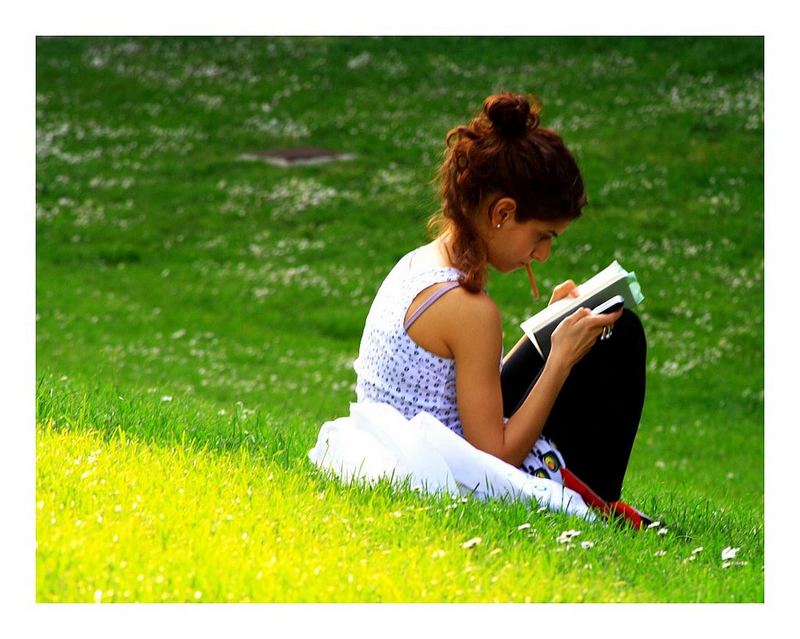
xmin=449 ymin=286 xmax=500 ymax=319
xmin=444 ymin=288 xmax=502 ymax=350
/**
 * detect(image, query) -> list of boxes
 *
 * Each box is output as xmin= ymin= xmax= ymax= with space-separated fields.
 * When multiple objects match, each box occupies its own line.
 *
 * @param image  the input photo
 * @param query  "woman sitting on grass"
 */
xmin=353 ymin=92 xmax=648 ymax=525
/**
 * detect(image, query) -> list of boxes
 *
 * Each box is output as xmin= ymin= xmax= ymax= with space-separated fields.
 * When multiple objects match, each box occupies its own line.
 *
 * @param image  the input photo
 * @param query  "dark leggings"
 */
xmin=500 ymin=309 xmax=647 ymax=502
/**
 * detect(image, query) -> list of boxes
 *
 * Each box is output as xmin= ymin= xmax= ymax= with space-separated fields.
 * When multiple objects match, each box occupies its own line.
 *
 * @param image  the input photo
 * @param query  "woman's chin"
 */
xmin=488 ymin=260 xmax=524 ymax=274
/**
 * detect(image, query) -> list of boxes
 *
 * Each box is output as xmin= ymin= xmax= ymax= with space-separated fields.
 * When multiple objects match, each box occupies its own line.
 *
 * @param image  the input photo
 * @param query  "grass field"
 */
xmin=36 ymin=36 xmax=764 ymax=602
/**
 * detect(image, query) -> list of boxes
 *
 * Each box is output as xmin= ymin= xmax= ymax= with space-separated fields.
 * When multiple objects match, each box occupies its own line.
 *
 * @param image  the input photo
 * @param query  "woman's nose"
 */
xmin=532 ymin=239 xmax=552 ymax=262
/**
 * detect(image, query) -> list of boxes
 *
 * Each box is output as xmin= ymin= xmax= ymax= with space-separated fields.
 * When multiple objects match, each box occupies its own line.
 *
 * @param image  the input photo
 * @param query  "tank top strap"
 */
xmin=403 ymin=281 xmax=461 ymax=331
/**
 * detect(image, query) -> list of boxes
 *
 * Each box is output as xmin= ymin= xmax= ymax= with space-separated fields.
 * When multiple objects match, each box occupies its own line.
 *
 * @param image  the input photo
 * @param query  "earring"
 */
xmin=496 ymin=223 xmax=502 ymax=229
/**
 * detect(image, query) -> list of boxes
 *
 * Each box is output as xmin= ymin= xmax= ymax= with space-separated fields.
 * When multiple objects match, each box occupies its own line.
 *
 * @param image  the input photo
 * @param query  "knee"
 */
xmin=619 ymin=309 xmax=647 ymax=359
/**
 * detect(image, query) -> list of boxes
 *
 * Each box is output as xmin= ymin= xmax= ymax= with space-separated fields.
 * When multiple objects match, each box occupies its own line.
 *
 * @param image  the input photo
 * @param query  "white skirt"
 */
xmin=308 ymin=401 xmax=593 ymax=520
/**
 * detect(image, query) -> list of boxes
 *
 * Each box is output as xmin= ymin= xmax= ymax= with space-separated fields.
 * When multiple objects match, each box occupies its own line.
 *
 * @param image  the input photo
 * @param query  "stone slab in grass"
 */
xmin=239 ymin=147 xmax=357 ymax=168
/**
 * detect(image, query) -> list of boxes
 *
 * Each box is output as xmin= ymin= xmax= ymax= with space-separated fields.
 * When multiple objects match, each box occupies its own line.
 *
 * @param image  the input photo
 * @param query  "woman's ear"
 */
xmin=489 ymin=196 xmax=517 ymax=228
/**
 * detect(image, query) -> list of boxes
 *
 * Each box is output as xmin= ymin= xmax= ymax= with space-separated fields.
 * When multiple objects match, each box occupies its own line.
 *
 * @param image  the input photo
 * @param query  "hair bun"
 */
xmin=484 ymin=93 xmax=541 ymax=139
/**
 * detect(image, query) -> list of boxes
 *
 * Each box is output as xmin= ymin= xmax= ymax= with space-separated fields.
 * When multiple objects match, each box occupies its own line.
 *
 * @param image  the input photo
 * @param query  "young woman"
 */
xmin=353 ymin=93 xmax=647 ymax=516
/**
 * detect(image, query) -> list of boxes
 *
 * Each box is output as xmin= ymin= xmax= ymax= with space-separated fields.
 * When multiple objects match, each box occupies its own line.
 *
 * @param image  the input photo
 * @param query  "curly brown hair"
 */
xmin=428 ymin=92 xmax=587 ymax=292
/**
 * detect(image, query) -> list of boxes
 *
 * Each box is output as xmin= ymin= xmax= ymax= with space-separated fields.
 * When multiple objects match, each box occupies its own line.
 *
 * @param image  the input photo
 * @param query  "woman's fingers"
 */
xmin=567 ymin=305 xmax=620 ymax=331
xmin=581 ymin=306 xmax=623 ymax=328
xmin=548 ymin=279 xmax=579 ymax=305
xmin=567 ymin=306 xmax=592 ymax=322
xmin=552 ymin=306 xmax=623 ymax=368
xmin=582 ymin=307 xmax=622 ymax=344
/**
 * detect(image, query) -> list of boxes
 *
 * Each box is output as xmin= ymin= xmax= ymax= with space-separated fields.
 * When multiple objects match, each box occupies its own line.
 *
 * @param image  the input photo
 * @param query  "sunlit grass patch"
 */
xmin=37 ymin=381 xmax=763 ymax=603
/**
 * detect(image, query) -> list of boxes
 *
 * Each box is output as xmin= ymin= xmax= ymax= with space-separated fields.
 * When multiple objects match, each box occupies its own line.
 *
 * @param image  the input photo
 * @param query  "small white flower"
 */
xmin=347 ymin=52 xmax=372 ymax=69
xmin=517 ymin=523 xmax=532 ymax=531
xmin=194 ymin=591 xmax=202 ymax=599
xmin=461 ymin=537 xmax=482 ymax=549
xmin=557 ymin=529 xmax=582 ymax=544
xmin=721 ymin=546 xmax=740 ymax=561
xmin=160 ymin=395 xmax=173 ymax=402
xmin=431 ymin=549 xmax=446 ymax=558
xmin=692 ymin=546 xmax=704 ymax=555
xmin=581 ymin=541 xmax=595 ymax=550
xmin=658 ymin=527 xmax=669 ymax=536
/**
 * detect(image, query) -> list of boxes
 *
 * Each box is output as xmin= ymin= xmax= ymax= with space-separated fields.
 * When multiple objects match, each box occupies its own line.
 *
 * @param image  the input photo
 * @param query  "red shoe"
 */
xmin=560 ymin=468 xmax=653 ymax=530
xmin=607 ymin=501 xmax=653 ymax=530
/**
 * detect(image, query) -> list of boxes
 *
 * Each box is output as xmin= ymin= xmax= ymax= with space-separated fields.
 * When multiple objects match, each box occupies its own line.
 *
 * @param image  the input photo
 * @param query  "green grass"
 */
xmin=36 ymin=36 xmax=763 ymax=602
xmin=36 ymin=381 xmax=762 ymax=603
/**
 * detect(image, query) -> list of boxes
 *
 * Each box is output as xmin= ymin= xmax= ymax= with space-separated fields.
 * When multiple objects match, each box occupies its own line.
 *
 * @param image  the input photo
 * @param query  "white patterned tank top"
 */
xmin=353 ymin=247 xmax=567 ymax=484
xmin=354 ymin=248 xmax=466 ymax=434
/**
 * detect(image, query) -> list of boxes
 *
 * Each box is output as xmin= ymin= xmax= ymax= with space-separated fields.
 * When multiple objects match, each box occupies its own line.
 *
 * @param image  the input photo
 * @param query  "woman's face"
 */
xmin=487 ymin=213 xmax=572 ymax=273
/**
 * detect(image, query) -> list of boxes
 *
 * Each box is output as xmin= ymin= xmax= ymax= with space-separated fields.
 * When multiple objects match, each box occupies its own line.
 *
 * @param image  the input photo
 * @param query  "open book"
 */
xmin=519 ymin=260 xmax=644 ymax=359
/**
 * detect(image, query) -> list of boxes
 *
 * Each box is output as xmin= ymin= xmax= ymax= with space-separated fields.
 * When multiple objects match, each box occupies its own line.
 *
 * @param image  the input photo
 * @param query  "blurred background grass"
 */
xmin=37 ymin=35 xmax=763 ymax=491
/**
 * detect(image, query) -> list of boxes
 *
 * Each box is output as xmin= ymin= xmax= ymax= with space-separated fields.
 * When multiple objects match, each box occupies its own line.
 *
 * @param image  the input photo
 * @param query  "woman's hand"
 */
xmin=548 ymin=306 xmax=624 ymax=372
xmin=549 ymin=279 xmax=580 ymax=306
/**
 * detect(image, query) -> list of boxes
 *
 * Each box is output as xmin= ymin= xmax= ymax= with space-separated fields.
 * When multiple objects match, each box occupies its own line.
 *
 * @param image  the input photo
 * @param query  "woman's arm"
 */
xmin=448 ymin=290 xmax=621 ymax=467
xmin=502 ymin=278 xmax=580 ymax=366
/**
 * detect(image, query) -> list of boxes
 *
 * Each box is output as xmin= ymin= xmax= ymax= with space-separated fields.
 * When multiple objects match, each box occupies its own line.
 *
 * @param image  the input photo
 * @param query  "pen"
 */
xmin=525 ymin=262 xmax=540 ymax=301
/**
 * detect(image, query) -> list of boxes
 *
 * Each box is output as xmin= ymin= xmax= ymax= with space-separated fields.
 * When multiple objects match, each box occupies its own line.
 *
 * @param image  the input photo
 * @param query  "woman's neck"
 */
xmin=434 ymin=231 xmax=489 ymax=279
xmin=433 ymin=231 xmax=457 ymax=269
